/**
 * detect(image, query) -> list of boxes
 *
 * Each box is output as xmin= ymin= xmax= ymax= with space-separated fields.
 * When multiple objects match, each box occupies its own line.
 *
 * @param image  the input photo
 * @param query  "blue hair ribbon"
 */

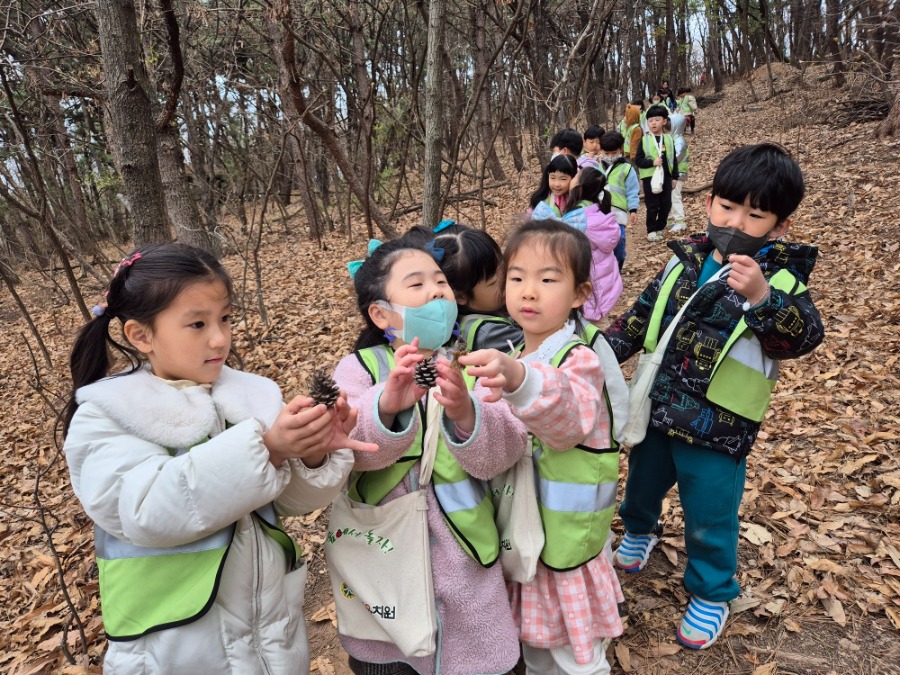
xmin=434 ymin=219 xmax=455 ymax=233
xmin=347 ymin=239 xmax=385 ymax=278
xmin=425 ymin=240 xmax=445 ymax=262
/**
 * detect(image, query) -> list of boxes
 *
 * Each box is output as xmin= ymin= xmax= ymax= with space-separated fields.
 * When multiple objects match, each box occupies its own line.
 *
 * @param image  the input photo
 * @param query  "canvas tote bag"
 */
xmin=619 ymin=265 xmax=731 ymax=447
xmin=325 ymin=392 xmax=442 ymax=657
xmin=490 ymin=435 xmax=544 ymax=583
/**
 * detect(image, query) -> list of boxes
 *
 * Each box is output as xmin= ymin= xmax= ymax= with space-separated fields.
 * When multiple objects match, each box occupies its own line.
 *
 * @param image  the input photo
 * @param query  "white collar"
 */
xmin=519 ymin=319 xmax=577 ymax=365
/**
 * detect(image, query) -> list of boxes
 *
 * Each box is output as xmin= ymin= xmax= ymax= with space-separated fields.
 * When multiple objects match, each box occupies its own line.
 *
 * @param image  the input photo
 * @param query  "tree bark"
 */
xmin=422 ymin=0 xmax=447 ymax=230
xmin=95 ymin=0 xmax=170 ymax=246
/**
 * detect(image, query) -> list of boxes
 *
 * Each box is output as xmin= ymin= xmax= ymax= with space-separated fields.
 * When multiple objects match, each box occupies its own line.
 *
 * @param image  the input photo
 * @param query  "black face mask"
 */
xmin=706 ymin=220 xmax=772 ymax=259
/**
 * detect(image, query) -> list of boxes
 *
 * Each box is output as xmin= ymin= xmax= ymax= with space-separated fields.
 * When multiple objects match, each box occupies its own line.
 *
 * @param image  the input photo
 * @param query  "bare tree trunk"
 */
xmin=706 ymin=0 xmax=725 ymax=92
xmin=824 ymin=0 xmax=847 ymax=87
xmin=473 ymin=2 xmax=505 ymax=181
xmin=422 ymin=0 xmax=447 ymax=230
xmin=95 ymin=0 xmax=170 ymax=246
xmin=156 ymin=124 xmax=220 ymax=254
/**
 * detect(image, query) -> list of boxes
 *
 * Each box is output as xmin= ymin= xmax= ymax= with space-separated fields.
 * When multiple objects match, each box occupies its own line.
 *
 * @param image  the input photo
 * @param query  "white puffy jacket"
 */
xmin=64 ymin=366 xmax=354 ymax=674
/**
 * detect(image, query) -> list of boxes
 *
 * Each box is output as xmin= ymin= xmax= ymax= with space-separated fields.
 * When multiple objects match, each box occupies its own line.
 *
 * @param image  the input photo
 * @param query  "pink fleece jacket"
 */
xmin=582 ymin=205 xmax=624 ymax=320
xmin=333 ymin=353 xmax=526 ymax=675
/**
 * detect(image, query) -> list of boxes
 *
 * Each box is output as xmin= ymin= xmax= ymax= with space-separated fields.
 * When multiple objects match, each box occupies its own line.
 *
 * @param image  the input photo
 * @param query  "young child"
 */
xmin=604 ymin=143 xmax=825 ymax=649
xmin=599 ymin=131 xmax=640 ymax=270
xmin=676 ymin=87 xmax=698 ymax=133
xmin=578 ymin=124 xmax=604 ymax=169
xmin=562 ymin=168 xmax=623 ymax=320
xmin=334 ymin=238 xmax=526 ymax=674
xmin=667 ymin=113 xmax=690 ymax=233
xmin=431 ymin=224 xmax=523 ymax=351
xmin=619 ymin=103 xmax=643 ymax=161
xmin=529 ymin=153 xmax=578 ymax=218
xmin=635 ymin=105 xmax=678 ymax=242
xmin=62 ymin=244 xmax=360 ymax=673
xmin=549 ymin=127 xmax=583 ymax=159
xmin=461 ymin=219 xmax=624 ymax=674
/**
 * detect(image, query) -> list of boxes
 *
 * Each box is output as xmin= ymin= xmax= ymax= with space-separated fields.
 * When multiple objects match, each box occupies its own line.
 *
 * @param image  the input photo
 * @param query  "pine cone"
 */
xmin=414 ymin=357 xmax=438 ymax=389
xmin=450 ymin=334 xmax=468 ymax=373
xmin=309 ymin=369 xmax=340 ymax=408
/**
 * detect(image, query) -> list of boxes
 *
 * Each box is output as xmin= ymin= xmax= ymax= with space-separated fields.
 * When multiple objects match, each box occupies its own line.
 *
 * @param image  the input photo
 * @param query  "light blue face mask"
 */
xmin=377 ymin=298 xmax=458 ymax=351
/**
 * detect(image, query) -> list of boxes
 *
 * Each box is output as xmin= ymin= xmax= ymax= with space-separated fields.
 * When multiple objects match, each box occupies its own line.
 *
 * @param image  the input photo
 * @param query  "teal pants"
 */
xmin=618 ymin=428 xmax=747 ymax=602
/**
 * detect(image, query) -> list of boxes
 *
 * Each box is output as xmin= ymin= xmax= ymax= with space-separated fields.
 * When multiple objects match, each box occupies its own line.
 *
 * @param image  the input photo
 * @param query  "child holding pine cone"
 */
xmin=330 ymin=235 xmax=528 ymax=675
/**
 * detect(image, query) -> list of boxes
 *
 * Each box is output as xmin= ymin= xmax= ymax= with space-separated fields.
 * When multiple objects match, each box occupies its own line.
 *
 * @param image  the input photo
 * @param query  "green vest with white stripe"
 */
xmin=350 ymin=345 xmax=500 ymax=567
xmin=95 ymin=440 xmax=299 ymax=640
xmin=638 ymin=134 xmax=676 ymax=179
xmin=603 ymin=161 xmax=633 ymax=212
xmin=531 ymin=340 xmax=619 ymax=572
xmin=644 ymin=256 xmax=804 ymax=422
xmin=677 ymin=142 xmax=690 ymax=176
xmin=620 ymin=122 xmax=639 ymax=154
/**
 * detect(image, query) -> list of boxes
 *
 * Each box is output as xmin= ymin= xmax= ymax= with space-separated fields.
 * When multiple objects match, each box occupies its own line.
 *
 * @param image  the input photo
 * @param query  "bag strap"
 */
xmin=653 ymin=263 xmax=731 ymax=354
xmin=415 ymin=390 xmax=442 ymax=487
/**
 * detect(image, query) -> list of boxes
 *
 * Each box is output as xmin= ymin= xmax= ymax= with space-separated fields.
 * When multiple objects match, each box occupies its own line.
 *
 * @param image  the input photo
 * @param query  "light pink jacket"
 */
xmin=581 ymin=205 xmax=623 ymax=320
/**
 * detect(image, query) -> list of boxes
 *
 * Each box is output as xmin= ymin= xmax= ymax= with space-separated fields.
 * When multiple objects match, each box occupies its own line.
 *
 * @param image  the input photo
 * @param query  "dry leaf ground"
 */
xmin=1 ymin=63 xmax=898 ymax=674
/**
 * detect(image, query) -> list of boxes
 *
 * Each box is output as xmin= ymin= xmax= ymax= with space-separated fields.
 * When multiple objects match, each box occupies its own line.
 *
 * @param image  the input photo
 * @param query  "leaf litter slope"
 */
xmin=0 ymin=64 xmax=898 ymax=674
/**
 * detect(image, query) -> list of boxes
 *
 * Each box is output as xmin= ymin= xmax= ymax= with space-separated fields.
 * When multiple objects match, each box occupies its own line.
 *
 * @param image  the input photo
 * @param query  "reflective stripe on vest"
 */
xmin=638 ymin=134 xmax=676 ymax=179
xmin=531 ymin=340 xmax=619 ymax=572
xmin=351 ymin=346 xmax=500 ymax=566
xmin=644 ymin=258 xmax=802 ymax=422
xmin=95 ymin=442 xmax=300 ymax=641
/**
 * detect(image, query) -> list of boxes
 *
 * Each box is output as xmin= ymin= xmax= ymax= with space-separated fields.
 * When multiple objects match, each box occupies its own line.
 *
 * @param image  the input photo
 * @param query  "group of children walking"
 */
xmin=62 ymin=139 xmax=823 ymax=674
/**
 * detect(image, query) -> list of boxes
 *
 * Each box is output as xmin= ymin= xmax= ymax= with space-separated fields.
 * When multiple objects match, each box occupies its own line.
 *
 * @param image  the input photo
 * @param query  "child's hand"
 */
xmin=458 ymin=349 xmax=526 ymax=403
xmin=726 ymin=254 xmax=769 ymax=306
xmin=378 ymin=339 xmax=426 ymax=423
xmin=653 ymin=157 xmax=663 ymax=166
xmin=328 ymin=394 xmax=380 ymax=457
xmin=433 ymin=359 xmax=475 ymax=432
xmin=628 ymin=212 xmax=638 ymax=227
xmin=264 ymin=395 xmax=379 ymax=468
xmin=263 ymin=397 xmax=334 ymax=467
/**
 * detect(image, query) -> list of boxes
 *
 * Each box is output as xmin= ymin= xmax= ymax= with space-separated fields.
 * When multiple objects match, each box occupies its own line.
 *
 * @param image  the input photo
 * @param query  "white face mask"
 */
xmin=601 ymin=154 xmax=622 ymax=164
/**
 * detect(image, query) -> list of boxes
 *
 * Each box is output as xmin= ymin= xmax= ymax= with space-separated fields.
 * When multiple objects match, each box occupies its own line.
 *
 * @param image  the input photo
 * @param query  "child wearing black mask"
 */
xmin=602 ymin=143 xmax=824 ymax=651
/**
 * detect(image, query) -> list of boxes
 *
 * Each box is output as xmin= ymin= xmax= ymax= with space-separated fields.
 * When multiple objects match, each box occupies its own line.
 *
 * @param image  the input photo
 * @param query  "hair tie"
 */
xmin=434 ymin=219 xmax=455 ymax=234
xmin=91 ymin=304 xmax=106 ymax=318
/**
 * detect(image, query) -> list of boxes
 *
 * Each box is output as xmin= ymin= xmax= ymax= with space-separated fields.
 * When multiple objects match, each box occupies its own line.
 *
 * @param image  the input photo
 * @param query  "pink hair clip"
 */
xmin=113 ymin=251 xmax=142 ymax=278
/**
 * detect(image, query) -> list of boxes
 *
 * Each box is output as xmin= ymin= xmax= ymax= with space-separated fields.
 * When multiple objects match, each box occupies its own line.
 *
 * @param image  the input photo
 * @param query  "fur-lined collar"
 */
xmin=75 ymin=366 xmax=283 ymax=449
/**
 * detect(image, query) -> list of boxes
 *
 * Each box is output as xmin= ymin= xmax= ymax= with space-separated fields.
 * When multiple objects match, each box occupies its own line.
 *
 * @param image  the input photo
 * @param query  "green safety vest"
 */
xmin=96 ymin=438 xmax=299 ymax=640
xmin=621 ymin=123 xmax=639 ymax=155
xmin=602 ymin=161 xmax=633 ymax=212
xmin=644 ymin=256 xmax=805 ymax=423
xmin=459 ymin=314 xmax=515 ymax=352
xmin=638 ymin=134 xmax=676 ymax=180
xmin=677 ymin=97 xmax=693 ymax=115
xmin=677 ymin=142 xmax=690 ymax=176
xmin=350 ymin=345 xmax=500 ymax=567
xmin=526 ymin=340 xmax=619 ymax=572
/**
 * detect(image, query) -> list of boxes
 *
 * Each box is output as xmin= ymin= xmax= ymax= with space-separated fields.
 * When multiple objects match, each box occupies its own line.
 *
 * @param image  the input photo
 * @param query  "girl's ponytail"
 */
xmin=62 ymin=311 xmax=142 ymax=435
xmin=566 ymin=167 xmax=612 ymax=215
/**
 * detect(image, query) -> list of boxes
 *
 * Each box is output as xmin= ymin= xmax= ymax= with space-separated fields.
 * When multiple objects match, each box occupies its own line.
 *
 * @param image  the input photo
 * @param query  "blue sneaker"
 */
xmin=676 ymin=596 xmax=730 ymax=649
xmin=614 ymin=527 xmax=661 ymax=573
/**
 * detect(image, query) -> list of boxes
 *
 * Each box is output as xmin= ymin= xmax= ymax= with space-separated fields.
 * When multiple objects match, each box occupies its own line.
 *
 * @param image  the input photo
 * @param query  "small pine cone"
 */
xmin=450 ymin=334 xmax=468 ymax=373
xmin=309 ymin=369 xmax=340 ymax=408
xmin=414 ymin=357 xmax=438 ymax=389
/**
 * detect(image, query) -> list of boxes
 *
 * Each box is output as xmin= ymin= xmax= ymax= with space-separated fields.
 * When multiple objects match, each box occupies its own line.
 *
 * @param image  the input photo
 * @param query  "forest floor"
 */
xmin=1 ymin=63 xmax=899 ymax=674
